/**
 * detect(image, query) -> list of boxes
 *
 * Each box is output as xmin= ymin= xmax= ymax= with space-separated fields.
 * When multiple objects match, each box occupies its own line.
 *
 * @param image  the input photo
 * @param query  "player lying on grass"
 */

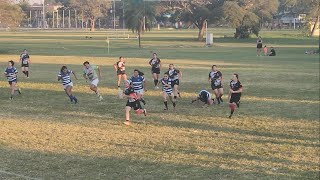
xmin=4 ymin=60 xmax=21 ymax=100
xmin=228 ymin=73 xmax=243 ymax=119
xmin=191 ymin=90 xmax=215 ymax=108
xmin=158 ymin=73 xmax=176 ymax=112
xmin=58 ymin=66 xmax=78 ymax=104
xmin=83 ymin=61 xmax=103 ymax=101
xmin=123 ymin=80 xmax=147 ymax=125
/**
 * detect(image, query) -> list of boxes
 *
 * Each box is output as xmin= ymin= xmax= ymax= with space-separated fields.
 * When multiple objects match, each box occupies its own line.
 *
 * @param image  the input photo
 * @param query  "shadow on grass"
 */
xmin=1 ymin=146 xmax=317 ymax=180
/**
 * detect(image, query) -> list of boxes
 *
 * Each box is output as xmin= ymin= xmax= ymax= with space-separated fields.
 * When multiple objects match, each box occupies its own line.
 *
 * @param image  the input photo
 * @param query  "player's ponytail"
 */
xmin=61 ymin=66 xmax=67 ymax=73
xmin=233 ymin=73 xmax=239 ymax=79
xmin=8 ymin=60 xmax=14 ymax=66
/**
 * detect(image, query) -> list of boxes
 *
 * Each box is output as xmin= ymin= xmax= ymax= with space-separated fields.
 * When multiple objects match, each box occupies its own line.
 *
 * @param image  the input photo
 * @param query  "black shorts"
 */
xmin=21 ymin=64 xmax=29 ymax=67
xmin=211 ymin=81 xmax=223 ymax=90
xmin=171 ymin=79 xmax=179 ymax=87
xmin=230 ymin=93 xmax=241 ymax=103
xmin=257 ymin=44 xmax=262 ymax=49
xmin=126 ymin=100 xmax=140 ymax=110
xmin=117 ymin=70 xmax=126 ymax=75
xmin=151 ymin=68 xmax=160 ymax=74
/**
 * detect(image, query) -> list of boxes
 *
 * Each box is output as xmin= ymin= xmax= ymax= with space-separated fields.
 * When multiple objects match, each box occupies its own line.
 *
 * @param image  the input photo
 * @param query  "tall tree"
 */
xmin=223 ymin=0 xmax=279 ymax=38
xmin=124 ymin=0 xmax=156 ymax=48
xmin=0 ymin=0 xmax=24 ymax=28
xmin=70 ymin=0 xmax=111 ymax=32
xmin=160 ymin=0 xmax=224 ymax=41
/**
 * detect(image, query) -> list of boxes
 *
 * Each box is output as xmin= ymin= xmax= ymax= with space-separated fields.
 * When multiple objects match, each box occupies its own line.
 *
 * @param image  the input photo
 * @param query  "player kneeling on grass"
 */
xmin=58 ymin=66 xmax=78 ymax=104
xmin=228 ymin=73 xmax=243 ymax=119
xmin=158 ymin=73 xmax=177 ymax=112
xmin=4 ymin=60 xmax=21 ymax=100
xmin=123 ymin=80 xmax=147 ymax=125
xmin=82 ymin=61 xmax=103 ymax=101
xmin=191 ymin=90 xmax=214 ymax=108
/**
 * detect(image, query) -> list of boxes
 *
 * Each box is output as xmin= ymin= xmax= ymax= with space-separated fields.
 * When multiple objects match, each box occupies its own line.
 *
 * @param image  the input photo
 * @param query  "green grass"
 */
xmin=0 ymin=28 xmax=319 ymax=179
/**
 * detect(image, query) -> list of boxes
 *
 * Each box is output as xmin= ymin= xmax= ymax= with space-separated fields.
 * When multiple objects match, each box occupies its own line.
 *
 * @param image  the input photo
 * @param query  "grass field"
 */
xmin=0 ymin=28 xmax=319 ymax=179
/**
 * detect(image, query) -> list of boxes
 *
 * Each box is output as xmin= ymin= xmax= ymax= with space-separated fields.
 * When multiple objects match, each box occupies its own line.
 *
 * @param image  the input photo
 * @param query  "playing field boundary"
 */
xmin=0 ymin=170 xmax=41 ymax=180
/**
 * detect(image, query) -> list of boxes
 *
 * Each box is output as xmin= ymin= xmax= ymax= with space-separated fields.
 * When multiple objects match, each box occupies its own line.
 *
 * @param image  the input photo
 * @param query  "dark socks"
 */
xmin=69 ymin=95 xmax=74 ymax=101
xmin=219 ymin=95 xmax=223 ymax=102
xmin=174 ymin=96 xmax=177 ymax=99
xmin=217 ymin=97 xmax=221 ymax=104
xmin=26 ymin=71 xmax=29 ymax=77
xmin=173 ymin=102 xmax=176 ymax=107
xmin=136 ymin=100 xmax=143 ymax=109
xmin=140 ymin=98 xmax=146 ymax=105
xmin=154 ymin=79 xmax=158 ymax=86
xmin=164 ymin=101 xmax=168 ymax=110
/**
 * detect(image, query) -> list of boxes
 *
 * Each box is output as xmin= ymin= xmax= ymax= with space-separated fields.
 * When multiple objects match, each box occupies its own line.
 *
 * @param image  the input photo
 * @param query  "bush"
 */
xmin=234 ymin=25 xmax=260 ymax=39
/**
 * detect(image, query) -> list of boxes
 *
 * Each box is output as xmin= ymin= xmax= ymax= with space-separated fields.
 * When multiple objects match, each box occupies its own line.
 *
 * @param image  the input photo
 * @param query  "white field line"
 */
xmin=0 ymin=170 xmax=42 ymax=180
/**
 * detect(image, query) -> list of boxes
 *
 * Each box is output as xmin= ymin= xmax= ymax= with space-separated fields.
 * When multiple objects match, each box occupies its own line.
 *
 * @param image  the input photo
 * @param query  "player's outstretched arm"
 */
xmin=72 ymin=71 xmax=78 ymax=80
xmin=97 ymin=66 xmax=102 ymax=80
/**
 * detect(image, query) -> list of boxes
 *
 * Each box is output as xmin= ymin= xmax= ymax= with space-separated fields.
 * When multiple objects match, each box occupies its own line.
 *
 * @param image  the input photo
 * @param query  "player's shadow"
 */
xmin=0 ymin=145 xmax=317 ymax=179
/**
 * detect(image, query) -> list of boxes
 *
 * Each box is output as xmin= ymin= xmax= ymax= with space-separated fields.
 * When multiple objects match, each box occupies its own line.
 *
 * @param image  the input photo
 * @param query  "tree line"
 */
xmin=0 ymin=0 xmax=319 ymax=45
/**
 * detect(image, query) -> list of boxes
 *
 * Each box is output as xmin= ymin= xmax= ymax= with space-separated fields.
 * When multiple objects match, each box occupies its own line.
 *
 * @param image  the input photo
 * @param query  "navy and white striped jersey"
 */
xmin=161 ymin=78 xmax=173 ymax=94
xmin=4 ymin=67 xmax=18 ymax=82
xmin=167 ymin=69 xmax=180 ymax=80
xmin=130 ymin=75 xmax=145 ymax=91
xmin=58 ymin=70 xmax=73 ymax=85
xmin=199 ymin=90 xmax=211 ymax=103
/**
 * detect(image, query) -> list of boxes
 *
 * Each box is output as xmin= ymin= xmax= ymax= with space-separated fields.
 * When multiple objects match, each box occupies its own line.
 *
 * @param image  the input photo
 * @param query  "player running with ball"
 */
xmin=130 ymin=69 xmax=147 ymax=105
xmin=58 ymin=66 xmax=78 ymax=104
xmin=123 ymin=80 xmax=147 ymax=125
xmin=83 ymin=61 xmax=103 ymax=101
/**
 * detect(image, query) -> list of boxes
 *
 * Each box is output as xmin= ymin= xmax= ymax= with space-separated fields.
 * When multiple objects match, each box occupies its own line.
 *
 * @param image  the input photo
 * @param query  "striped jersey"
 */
xmin=4 ymin=67 xmax=18 ymax=82
xmin=161 ymin=78 xmax=173 ymax=94
xmin=130 ymin=75 xmax=145 ymax=91
xmin=58 ymin=70 xmax=73 ymax=85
